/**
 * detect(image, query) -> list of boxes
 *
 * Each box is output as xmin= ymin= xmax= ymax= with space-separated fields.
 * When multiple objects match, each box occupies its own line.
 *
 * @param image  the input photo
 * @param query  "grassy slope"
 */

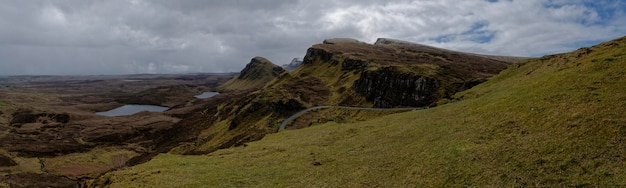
xmin=218 ymin=57 xmax=284 ymax=91
xmin=95 ymin=37 xmax=626 ymax=187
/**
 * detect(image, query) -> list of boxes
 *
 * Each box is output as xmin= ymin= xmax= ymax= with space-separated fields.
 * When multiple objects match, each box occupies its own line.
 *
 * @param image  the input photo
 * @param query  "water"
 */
xmin=195 ymin=91 xmax=219 ymax=99
xmin=96 ymin=105 xmax=169 ymax=117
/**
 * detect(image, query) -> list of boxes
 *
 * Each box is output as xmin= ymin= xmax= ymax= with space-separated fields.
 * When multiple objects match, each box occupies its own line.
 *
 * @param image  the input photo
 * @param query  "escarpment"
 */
xmin=296 ymin=38 xmax=513 ymax=107
xmin=353 ymin=67 xmax=440 ymax=108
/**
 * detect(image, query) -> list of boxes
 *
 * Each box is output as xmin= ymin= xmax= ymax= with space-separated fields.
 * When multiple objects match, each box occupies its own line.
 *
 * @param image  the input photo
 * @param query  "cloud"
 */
xmin=0 ymin=0 xmax=623 ymax=75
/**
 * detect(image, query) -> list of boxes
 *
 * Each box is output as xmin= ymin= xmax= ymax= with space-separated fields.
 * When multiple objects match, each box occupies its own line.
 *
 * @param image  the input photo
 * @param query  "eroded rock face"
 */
xmin=303 ymin=47 xmax=334 ymax=65
xmin=353 ymin=67 xmax=440 ymax=108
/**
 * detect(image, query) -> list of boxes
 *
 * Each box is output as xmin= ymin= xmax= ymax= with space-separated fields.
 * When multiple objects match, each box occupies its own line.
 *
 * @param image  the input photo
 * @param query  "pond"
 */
xmin=96 ymin=105 xmax=169 ymax=117
xmin=195 ymin=91 xmax=219 ymax=99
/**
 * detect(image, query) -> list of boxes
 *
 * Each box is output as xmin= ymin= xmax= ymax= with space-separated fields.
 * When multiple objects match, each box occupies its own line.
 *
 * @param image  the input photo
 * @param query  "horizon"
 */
xmin=0 ymin=72 xmax=238 ymax=77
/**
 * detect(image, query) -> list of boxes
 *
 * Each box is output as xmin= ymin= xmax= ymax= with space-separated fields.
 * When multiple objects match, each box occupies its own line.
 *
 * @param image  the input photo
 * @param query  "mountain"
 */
xmin=93 ymin=38 xmax=518 ymax=158
xmin=282 ymin=58 xmax=303 ymax=71
xmin=273 ymin=37 xmax=514 ymax=108
xmin=93 ymin=36 xmax=626 ymax=187
xmin=217 ymin=56 xmax=286 ymax=91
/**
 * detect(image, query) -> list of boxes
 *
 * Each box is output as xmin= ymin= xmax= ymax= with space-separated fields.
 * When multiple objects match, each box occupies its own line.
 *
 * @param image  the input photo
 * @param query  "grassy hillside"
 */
xmin=92 ymin=36 xmax=625 ymax=187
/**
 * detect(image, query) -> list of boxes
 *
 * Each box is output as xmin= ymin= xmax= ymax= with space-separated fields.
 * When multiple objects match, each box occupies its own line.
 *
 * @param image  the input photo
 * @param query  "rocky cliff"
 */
xmin=296 ymin=38 xmax=513 ymax=108
xmin=353 ymin=67 xmax=440 ymax=108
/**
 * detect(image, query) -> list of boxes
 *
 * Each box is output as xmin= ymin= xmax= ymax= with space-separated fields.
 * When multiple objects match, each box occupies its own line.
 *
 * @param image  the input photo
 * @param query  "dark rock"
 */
xmin=9 ymin=109 xmax=36 ymax=126
xmin=0 ymin=154 xmax=17 ymax=167
xmin=353 ymin=67 xmax=440 ymax=108
xmin=341 ymin=58 xmax=369 ymax=71
xmin=303 ymin=47 xmax=333 ymax=65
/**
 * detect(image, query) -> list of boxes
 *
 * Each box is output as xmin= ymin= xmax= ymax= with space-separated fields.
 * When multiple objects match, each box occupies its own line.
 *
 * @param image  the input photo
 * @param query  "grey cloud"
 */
xmin=0 ymin=0 xmax=623 ymax=75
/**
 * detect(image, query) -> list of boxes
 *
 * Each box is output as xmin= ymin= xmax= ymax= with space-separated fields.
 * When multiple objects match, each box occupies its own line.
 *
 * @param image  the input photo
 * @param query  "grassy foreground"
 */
xmin=91 ymin=37 xmax=626 ymax=187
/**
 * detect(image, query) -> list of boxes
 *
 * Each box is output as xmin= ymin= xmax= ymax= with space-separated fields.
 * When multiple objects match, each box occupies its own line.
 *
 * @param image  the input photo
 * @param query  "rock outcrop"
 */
xmin=323 ymin=38 xmax=365 ymax=44
xmin=218 ymin=57 xmax=286 ymax=91
xmin=353 ymin=67 xmax=440 ymax=108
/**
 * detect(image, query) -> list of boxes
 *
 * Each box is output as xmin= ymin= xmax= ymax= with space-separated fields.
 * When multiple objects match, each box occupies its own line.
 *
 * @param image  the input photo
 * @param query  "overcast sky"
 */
xmin=0 ymin=0 xmax=624 ymax=75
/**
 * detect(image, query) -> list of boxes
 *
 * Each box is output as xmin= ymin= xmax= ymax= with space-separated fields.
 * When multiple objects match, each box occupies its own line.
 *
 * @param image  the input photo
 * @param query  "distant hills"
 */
xmin=282 ymin=58 xmax=303 ymax=71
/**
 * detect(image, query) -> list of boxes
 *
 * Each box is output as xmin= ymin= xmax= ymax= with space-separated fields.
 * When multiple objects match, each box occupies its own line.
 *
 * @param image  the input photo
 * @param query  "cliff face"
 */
xmin=353 ymin=67 xmax=440 ymax=108
xmin=296 ymin=38 xmax=513 ymax=107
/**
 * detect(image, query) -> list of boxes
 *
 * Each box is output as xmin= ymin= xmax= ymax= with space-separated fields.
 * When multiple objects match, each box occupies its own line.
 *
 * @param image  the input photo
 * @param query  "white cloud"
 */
xmin=313 ymin=0 xmax=623 ymax=56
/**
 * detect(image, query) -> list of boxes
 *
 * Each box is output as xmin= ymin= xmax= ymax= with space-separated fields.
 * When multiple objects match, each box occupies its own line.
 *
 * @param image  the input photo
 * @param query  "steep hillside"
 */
xmin=91 ymin=36 xmax=626 ymax=187
xmin=218 ymin=56 xmax=286 ymax=91
xmin=154 ymin=38 xmax=514 ymax=155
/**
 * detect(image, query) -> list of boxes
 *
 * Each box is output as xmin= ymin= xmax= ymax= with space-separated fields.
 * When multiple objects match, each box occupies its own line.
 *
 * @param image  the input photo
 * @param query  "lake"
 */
xmin=195 ymin=91 xmax=219 ymax=99
xmin=96 ymin=105 xmax=169 ymax=117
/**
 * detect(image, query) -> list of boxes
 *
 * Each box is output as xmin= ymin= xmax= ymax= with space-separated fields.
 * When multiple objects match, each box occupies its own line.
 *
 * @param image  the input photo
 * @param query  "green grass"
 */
xmin=91 ymin=37 xmax=626 ymax=187
xmin=44 ymin=147 xmax=138 ymax=178
xmin=0 ymin=100 xmax=6 ymax=106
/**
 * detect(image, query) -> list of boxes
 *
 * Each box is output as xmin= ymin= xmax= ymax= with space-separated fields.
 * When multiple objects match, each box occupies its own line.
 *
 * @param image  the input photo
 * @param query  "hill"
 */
xmin=148 ymin=37 xmax=515 ymax=155
xmin=91 ymin=36 xmax=626 ymax=187
xmin=218 ymin=56 xmax=286 ymax=91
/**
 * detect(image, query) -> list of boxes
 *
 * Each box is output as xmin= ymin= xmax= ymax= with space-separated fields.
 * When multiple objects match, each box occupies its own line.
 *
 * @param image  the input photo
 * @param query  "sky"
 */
xmin=0 ymin=0 xmax=624 ymax=75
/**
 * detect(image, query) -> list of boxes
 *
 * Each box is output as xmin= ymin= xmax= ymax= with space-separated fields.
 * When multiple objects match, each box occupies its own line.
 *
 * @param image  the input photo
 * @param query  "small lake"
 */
xmin=195 ymin=91 xmax=219 ymax=99
xmin=96 ymin=105 xmax=169 ymax=117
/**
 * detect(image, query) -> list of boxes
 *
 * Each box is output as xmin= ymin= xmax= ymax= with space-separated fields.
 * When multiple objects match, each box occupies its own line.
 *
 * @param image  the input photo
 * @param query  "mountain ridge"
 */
xmin=93 ymin=36 xmax=626 ymax=187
